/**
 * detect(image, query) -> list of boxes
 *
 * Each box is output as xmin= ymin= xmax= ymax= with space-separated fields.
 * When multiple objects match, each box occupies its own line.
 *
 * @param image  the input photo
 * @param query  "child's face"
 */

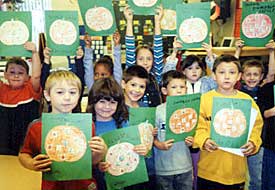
xmin=213 ymin=61 xmax=241 ymax=94
xmin=44 ymin=80 xmax=80 ymax=113
xmin=242 ymin=66 xmax=263 ymax=89
xmin=136 ymin=48 xmax=153 ymax=73
xmin=183 ymin=62 xmax=202 ymax=83
xmin=4 ymin=63 xmax=29 ymax=89
xmin=94 ymin=64 xmax=111 ymax=81
xmin=95 ymin=98 xmax=118 ymax=121
xmin=162 ymin=79 xmax=187 ymax=96
xmin=122 ymin=77 xmax=147 ymax=104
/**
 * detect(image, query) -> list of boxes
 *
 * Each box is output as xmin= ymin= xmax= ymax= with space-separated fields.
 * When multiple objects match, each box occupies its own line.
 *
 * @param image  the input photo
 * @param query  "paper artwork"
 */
xmin=169 ymin=108 xmax=198 ymax=134
xmin=213 ymin=109 xmax=247 ymax=138
xmin=161 ymin=9 xmax=177 ymax=30
xmin=49 ymin=19 xmax=77 ymax=45
xmin=0 ymin=19 xmax=29 ymax=45
xmin=45 ymin=125 xmax=87 ymax=162
xmin=133 ymin=0 xmax=158 ymax=7
xmin=242 ymin=13 xmax=272 ymax=39
xmin=179 ymin=17 xmax=208 ymax=43
xmin=106 ymin=142 xmax=139 ymax=176
xmin=85 ymin=6 xmax=113 ymax=31
xmin=138 ymin=121 xmax=154 ymax=151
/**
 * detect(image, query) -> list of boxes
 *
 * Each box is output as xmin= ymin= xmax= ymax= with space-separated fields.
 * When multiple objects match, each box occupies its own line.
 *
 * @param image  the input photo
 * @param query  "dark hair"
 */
xmin=136 ymin=45 xmax=154 ymax=58
xmin=86 ymin=78 xmax=128 ymax=128
xmin=212 ymin=55 xmax=242 ymax=73
xmin=94 ymin=56 xmax=114 ymax=75
xmin=123 ymin=65 xmax=149 ymax=83
xmin=181 ymin=55 xmax=205 ymax=72
xmin=162 ymin=70 xmax=186 ymax=88
xmin=5 ymin=57 xmax=29 ymax=74
xmin=242 ymin=59 xmax=265 ymax=74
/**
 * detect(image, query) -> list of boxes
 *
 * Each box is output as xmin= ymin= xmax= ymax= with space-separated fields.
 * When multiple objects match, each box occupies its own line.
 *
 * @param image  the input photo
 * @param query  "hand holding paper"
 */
xmin=241 ymin=141 xmax=256 ymax=156
xmin=203 ymin=139 xmax=218 ymax=152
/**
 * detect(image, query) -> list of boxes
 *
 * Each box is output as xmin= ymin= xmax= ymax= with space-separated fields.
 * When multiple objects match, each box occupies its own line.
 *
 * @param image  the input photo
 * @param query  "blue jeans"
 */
xmin=156 ymin=170 xmax=193 ymax=190
xmin=247 ymin=147 xmax=263 ymax=190
xmin=262 ymin=148 xmax=275 ymax=190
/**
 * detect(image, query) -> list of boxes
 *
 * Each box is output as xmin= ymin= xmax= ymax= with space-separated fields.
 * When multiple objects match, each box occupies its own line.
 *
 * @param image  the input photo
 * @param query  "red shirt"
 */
xmin=0 ymin=80 xmax=41 ymax=106
xmin=21 ymin=120 xmax=96 ymax=190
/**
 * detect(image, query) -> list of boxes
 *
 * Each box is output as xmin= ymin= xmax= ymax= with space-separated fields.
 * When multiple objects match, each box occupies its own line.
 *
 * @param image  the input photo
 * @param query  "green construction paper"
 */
xmin=45 ymin=11 xmax=79 ymax=56
xmin=176 ymin=2 xmax=210 ymax=49
xmin=129 ymin=107 xmax=156 ymax=157
xmin=165 ymin=93 xmax=201 ymax=142
xmin=161 ymin=0 xmax=183 ymax=36
xmin=128 ymin=0 xmax=161 ymax=15
xmin=101 ymin=127 xmax=148 ymax=190
xmin=78 ymin=0 xmax=116 ymax=36
xmin=41 ymin=113 xmax=92 ymax=181
xmin=0 ymin=11 xmax=32 ymax=57
xmin=210 ymin=97 xmax=252 ymax=148
xmin=240 ymin=1 xmax=275 ymax=47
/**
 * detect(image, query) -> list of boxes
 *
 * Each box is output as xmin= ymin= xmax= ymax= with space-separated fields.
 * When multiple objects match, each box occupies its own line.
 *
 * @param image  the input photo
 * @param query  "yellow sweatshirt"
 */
xmin=194 ymin=90 xmax=263 ymax=185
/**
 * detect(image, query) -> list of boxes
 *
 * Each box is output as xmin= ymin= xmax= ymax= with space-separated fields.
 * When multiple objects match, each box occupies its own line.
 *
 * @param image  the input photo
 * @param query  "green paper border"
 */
xmin=0 ymin=11 xmax=32 ymax=57
xmin=41 ymin=113 xmax=92 ymax=181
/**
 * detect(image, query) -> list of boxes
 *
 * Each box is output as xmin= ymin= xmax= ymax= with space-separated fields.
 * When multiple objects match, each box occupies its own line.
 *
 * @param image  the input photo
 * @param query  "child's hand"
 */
xmin=203 ymin=139 xmax=218 ymax=152
xmin=31 ymin=154 xmax=52 ymax=172
xmin=43 ymin=47 xmax=51 ymax=64
xmin=84 ymin=33 xmax=92 ymax=48
xmin=123 ymin=5 xmax=133 ymax=22
xmin=173 ymin=37 xmax=183 ymax=50
xmin=201 ymin=42 xmax=212 ymax=54
xmin=98 ymin=161 xmax=110 ymax=172
xmin=241 ymin=141 xmax=256 ymax=156
xmin=76 ymin=46 xmax=84 ymax=59
xmin=89 ymin=136 xmax=107 ymax=156
xmin=159 ymin=139 xmax=174 ymax=150
xmin=235 ymin=39 xmax=244 ymax=49
xmin=152 ymin=127 xmax=158 ymax=137
xmin=113 ymin=31 xmax=121 ymax=47
xmin=265 ymin=40 xmax=275 ymax=52
xmin=24 ymin=42 xmax=37 ymax=53
xmin=133 ymin=144 xmax=148 ymax=156
xmin=185 ymin=136 xmax=193 ymax=147
xmin=154 ymin=5 xmax=164 ymax=23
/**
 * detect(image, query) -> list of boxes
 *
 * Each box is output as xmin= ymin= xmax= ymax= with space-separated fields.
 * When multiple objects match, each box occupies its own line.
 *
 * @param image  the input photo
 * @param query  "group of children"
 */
xmin=1 ymin=4 xmax=275 ymax=190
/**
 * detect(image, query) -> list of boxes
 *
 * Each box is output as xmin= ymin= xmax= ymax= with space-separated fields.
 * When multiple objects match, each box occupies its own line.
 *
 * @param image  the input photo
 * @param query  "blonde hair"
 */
xmin=44 ymin=70 xmax=82 ymax=94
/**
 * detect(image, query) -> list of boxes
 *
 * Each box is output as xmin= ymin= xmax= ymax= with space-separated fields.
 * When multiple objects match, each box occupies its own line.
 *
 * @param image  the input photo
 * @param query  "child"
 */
xmin=122 ymin=65 xmax=149 ymax=108
xmin=124 ymin=5 xmax=163 ymax=107
xmin=0 ymin=42 xmax=41 ymax=155
xmin=257 ymin=80 xmax=275 ymax=190
xmin=194 ymin=55 xmax=263 ymax=190
xmin=154 ymin=70 xmax=193 ymax=190
xmin=18 ymin=70 xmax=107 ymax=190
xmin=83 ymin=31 xmax=123 ymax=91
xmin=86 ymin=78 xmax=148 ymax=190
xmin=234 ymin=39 xmax=275 ymax=190
xmin=122 ymin=65 xmax=157 ymax=190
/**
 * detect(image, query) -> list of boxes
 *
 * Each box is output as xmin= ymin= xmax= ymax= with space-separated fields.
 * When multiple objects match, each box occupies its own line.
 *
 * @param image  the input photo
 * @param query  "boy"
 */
xmin=121 ymin=65 xmax=157 ymax=190
xmin=19 ymin=70 xmax=107 ymax=190
xmin=121 ymin=65 xmax=149 ymax=108
xmin=235 ymin=39 xmax=274 ymax=190
xmin=154 ymin=70 xmax=193 ymax=190
xmin=0 ymin=42 xmax=41 ymax=155
xmin=194 ymin=55 xmax=263 ymax=189
xmin=257 ymin=80 xmax=275 ymax=190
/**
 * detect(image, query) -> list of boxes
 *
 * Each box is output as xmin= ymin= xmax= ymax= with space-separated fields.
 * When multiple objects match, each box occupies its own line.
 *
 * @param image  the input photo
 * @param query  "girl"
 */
xmin=19 ymin=70 xmax=107 ymax=190
xmin=86 ymin=78 xmax=148 ymax=190
xmin=124 ymin=5 xmax=163 ymax=107
xmin=83 ymin=31 xmax=123 ymax=91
